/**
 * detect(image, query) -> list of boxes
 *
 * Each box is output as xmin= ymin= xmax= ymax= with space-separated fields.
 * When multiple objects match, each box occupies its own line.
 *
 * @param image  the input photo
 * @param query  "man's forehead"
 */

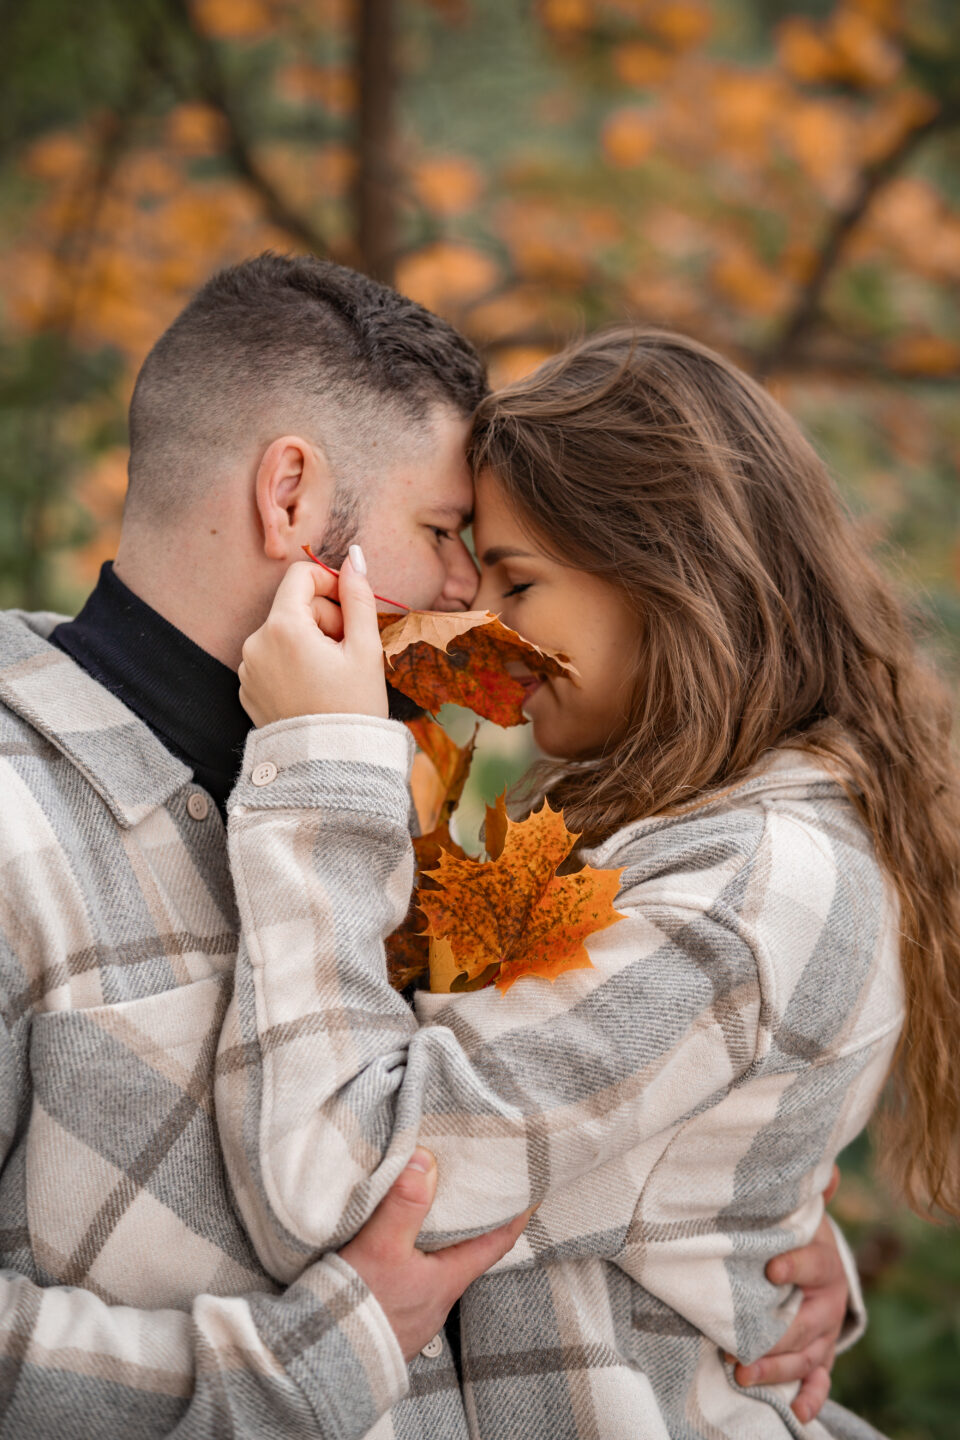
xmin=390 ymin=409 xmax=475 ymax=518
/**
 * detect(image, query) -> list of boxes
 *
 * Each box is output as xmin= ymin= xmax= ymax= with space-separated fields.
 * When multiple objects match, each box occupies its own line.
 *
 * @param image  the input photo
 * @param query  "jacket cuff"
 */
xmin=829 ymin=1216 xmax=867 ymax=1353
xmin=251 ymin=1252 xmax=410 ymax=1440
xmin=229 ymin=715 xmax=414 ymax=819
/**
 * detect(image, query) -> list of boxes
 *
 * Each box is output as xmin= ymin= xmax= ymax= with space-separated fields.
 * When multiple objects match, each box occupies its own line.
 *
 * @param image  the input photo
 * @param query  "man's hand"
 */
xmin=732 ymin=1166 xmax=847 ymax=1424
xmin=239 ymin=549 xmax=389 ymax=726
xmin=339 ymin=1149 xmax=530 ymax=1362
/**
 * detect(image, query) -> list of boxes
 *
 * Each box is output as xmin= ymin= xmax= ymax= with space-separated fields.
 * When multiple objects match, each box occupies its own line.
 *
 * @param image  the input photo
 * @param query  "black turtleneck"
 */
xmin=50 ymin=562 xmax=252 ymax=819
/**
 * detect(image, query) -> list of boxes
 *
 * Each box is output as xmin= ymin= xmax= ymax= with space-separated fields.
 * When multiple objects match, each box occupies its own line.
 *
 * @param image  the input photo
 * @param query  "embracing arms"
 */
xmin=0 ymin=1066 xmax=522 ymax=1440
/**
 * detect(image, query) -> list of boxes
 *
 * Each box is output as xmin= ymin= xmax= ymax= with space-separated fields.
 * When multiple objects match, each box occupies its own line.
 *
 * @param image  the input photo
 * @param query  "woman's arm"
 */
xmin=218 ymin=560 xmax=764 ymax=1278
xmin=216 ymin=698 xmax=765 ymax=1277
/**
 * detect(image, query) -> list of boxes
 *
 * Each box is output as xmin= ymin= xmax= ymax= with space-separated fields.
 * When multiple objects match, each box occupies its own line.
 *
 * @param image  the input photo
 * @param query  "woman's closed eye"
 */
xmin=503 ymin=582 xmax=532 ymax=598
xmin=428 ymin=526 xmax=455 ymax=543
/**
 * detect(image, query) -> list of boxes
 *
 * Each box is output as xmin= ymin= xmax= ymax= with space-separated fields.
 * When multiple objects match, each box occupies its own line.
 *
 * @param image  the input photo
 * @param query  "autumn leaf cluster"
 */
xmin=374 ymin=614 xmax=623 ymax=998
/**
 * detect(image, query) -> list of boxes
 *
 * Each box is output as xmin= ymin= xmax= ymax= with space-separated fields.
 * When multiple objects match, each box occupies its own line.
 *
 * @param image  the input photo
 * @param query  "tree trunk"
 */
xmin=355 ymin=0 xmax=396 ymax=285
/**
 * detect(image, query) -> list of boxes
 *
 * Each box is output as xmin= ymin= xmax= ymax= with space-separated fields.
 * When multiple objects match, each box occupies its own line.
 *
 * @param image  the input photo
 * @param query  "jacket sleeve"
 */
xmin=0 ymin=1250 xmax=408 ymax=1439
xmin=830 ymin=1216 xmax=868 ymax=1352
xmin=0 ymin=901 xmax=409 ymax=1437
xmin=215 ymin=714 xmax=766 ymax=1282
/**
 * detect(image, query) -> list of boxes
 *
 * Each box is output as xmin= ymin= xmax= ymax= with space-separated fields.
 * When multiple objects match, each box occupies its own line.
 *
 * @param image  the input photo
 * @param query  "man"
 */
xmin=0 ymin=253 xmax=853 ymax=1436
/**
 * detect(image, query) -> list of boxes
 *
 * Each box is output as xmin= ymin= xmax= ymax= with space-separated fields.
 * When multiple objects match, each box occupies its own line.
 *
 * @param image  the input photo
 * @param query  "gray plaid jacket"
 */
xmin=216 ymin=713 xmax=903 ymax=1440
xmin=0 ymin=610 xmax=412 ymax=1438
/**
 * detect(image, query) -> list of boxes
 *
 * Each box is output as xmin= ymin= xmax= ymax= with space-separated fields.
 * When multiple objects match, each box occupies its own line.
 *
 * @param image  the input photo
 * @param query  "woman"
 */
xmin=217 ymin=330 xmax=960 ymax=1438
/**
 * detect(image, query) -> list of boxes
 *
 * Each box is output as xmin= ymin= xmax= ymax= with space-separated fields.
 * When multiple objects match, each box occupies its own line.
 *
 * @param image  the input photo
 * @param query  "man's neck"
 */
xmin=113 ymin=528 xmax=273 ymax=672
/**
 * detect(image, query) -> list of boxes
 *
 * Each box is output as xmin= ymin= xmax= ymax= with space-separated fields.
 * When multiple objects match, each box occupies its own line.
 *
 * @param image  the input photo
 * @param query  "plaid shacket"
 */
xmin=216 ymin=713 xmax=903 ymax=1440
xmin=0 ymin=610 xmax=413 ymax=1438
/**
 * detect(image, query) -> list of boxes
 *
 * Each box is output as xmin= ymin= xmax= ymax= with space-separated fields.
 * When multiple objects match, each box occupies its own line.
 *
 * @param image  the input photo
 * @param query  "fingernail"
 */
xmin=405 ymin=1147 xmax=433 ymax=1173
xmin=348 ymin=543 xmax=367 ymax=575
xmin=769 ymin=1259 xmax=789 ymax=1284
xmin=794 ymin=1402 xmax=810 ymax=1423
xmin=739 ymin=1365 xmax=757 ymax=1386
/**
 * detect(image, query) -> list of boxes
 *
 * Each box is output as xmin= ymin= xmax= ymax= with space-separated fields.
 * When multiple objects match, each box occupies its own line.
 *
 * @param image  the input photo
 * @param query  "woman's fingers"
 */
xmin=735 ymin=1333 xmax=833 ymax=1389
xmin=339 ymin=545 xmax=385 ymax=662
xmin=767 ymin=1213 xmax=844 ymax=1289
xmin=272 ymin=555 xmax=338 ymax=614
xmin=237 ymin=551 xmax=389 ymax=724
xmin=313 ymin=594 xmax=345 ymax=641
xmin=791 ymin=1364 xmax=831 ymax=1424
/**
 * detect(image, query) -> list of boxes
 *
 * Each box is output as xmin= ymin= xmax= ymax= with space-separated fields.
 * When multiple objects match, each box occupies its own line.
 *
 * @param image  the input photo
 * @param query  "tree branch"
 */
xmin=163 ymin=0 xmax=335 ymax=257
xmin=758 ymin=101 xmax=960 ymax=377
xmin=355 ymin=0 xmax=397 ymax=283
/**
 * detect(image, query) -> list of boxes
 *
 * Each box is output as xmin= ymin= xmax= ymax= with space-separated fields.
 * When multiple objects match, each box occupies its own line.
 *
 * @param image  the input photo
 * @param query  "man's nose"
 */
xmin=434 ymin=537 xmax=479 ymax=612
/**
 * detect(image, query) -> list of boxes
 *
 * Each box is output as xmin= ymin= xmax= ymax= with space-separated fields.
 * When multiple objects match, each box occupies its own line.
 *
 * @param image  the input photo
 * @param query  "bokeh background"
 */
xmin=2 ymin=1 xmax=959 ymax=1433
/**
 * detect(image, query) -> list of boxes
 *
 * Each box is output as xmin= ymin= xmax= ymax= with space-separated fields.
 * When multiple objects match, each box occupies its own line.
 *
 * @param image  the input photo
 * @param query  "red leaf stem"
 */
xmin=301 ymin=544 xmax=410 ymax=612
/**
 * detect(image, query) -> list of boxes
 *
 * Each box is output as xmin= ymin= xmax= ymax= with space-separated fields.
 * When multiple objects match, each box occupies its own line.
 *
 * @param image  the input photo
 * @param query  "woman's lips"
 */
xmin=506 ymin=665 xmax=545 ymax=704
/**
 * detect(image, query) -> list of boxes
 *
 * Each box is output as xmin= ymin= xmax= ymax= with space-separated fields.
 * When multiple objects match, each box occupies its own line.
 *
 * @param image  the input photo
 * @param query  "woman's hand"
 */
xmin=238 ymin=548 xmax=388 ymax=726
xmin=732 ymin=1166 xmax=848 ymax=1423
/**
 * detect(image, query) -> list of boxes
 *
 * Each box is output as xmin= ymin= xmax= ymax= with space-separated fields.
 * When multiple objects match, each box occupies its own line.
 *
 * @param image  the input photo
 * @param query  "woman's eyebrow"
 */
xmin=481 ymin=545 xmax=537 ymax=565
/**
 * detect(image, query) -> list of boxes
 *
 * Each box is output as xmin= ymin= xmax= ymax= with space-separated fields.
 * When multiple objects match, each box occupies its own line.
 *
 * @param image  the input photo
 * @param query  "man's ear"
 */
xmin=255 ymin=435 xmax=334 ymax=562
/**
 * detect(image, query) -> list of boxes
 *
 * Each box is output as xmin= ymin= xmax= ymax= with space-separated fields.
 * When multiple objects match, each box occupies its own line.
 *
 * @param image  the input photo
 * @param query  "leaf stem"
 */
xmin=301 ymin=544 xmax=410 ymax=612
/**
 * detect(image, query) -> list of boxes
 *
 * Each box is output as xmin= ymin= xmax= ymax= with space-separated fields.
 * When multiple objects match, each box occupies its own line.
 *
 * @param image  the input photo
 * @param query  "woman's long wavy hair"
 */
xmin=469 ymin=327 xmax=960 ymax=1219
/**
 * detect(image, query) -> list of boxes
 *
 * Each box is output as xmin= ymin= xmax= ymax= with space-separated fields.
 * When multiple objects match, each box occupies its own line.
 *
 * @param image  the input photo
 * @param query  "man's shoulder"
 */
xmin=0 ymin=606 xmax=68 ymax=658
xmin=0 ymin=609 xmax=65 ymax=758
xmin=0 ymin=607 xmax=192 ymax=830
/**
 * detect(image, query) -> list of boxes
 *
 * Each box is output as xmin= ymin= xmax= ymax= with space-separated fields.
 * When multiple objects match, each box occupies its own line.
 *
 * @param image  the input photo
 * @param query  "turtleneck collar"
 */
xmin=50 ymin=562 xmax=251 ymax=818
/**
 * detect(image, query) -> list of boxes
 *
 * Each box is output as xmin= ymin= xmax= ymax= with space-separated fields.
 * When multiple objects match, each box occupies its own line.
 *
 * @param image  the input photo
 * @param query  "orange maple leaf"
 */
xmin=387 ymin=718 xmax=476 ymax=989
xmin=407 ymin=715 xmax=477 ymax=836
xmin=385 ymin=825 xmax=472 ymax=990
xmin=418 ymin=798 xmax=626 ymax=994
xmin=378 ymin=610 xmax=577 ymax=727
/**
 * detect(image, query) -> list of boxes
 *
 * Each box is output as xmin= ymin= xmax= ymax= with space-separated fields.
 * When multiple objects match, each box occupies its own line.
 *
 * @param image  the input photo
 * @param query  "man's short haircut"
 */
xmin=125 ymin=252 xmax=489 ymax=523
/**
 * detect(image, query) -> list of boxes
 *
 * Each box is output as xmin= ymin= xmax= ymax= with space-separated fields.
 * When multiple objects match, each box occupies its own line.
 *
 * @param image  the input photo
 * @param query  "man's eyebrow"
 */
xmin=480 ymin=545 xmax=537 ymax=565
xmin=431 ymin=505 xmax=473 ymax=527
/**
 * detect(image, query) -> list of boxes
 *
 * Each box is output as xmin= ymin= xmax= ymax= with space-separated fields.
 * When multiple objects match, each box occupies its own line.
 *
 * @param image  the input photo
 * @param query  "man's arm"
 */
xmin=0 ymin=1146 xmax=525 ymax=1438
xmin=0 ymin=1234 xmax=404 ymax=1438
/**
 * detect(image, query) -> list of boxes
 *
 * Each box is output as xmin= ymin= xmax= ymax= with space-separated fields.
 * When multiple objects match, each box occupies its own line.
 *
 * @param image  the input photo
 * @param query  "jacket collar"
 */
xmin=586 ymin=748 xmax=848 ymax=868
xmin=0 ymin=610 xmax=191 ymax=828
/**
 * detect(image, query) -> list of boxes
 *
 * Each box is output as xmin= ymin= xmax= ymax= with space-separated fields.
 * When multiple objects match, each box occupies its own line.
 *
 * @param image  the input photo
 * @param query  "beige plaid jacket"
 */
xmin=0 ymin=610 xmax=413 ymax=1438
xmin=216 ymin=713 xmax=902 ymax=1440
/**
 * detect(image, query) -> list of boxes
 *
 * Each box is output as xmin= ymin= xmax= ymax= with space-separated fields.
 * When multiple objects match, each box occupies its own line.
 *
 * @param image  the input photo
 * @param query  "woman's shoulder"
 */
xmin=587 ymin=748 xmax=903 ymax=1055
xmin=588 ymin=747 xmax=872 ymax=884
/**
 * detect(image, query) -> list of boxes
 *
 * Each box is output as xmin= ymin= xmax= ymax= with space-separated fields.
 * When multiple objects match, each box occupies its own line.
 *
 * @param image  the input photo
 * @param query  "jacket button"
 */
xmin=420 ymin=1335 xmax=443 ymax=1358
xmin=251 ymin=761 xmax=278 ymax=787
xmin=187 ymin=793 xmax=209 ymax=821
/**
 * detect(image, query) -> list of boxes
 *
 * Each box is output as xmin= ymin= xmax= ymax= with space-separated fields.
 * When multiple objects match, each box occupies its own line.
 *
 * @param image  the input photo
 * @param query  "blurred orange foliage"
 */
xmin=395 ymin=242 xmax=499 ymax=313
xmin=602 ymin=107 xmax=656 ymax=166
xmin=413 ymin=156 xmax=484 ymax=216
xmin=3 ymin=0 xmax=958 ymax=621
